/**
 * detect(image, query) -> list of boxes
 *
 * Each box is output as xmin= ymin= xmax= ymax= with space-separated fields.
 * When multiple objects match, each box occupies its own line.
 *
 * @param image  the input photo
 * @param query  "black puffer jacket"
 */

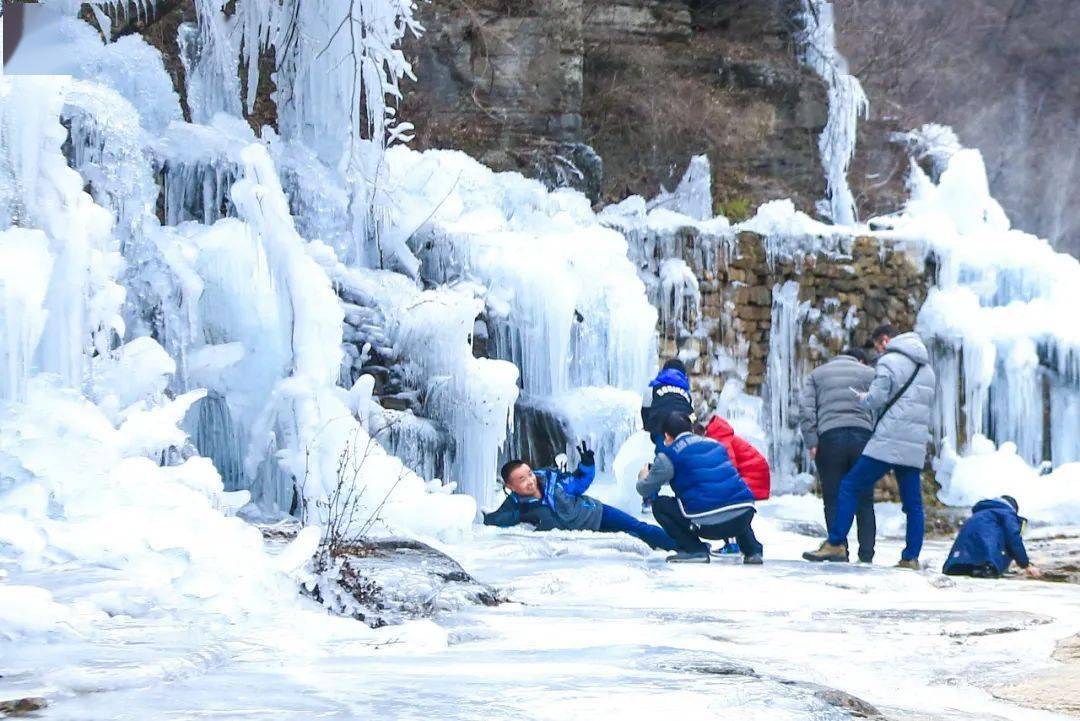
xmin=641 ymin=368 xmax=693 ymax=440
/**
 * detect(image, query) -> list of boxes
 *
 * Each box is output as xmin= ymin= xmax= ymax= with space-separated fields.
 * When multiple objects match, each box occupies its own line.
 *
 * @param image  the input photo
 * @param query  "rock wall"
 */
xmin=614 ymin=216 xmax=930 ymax=488
xmin=403 ymin=0 xmax=909 ymax=216
xmin=619 ymin=218 xmax=928 ymax=413
xmin=834 ymin=0 xmax=1080 ymax=258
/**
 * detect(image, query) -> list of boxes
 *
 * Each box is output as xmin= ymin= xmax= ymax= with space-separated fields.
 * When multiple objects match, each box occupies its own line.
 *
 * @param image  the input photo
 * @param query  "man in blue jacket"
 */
xmin=943 ymin=496 xmax=1042 ymax=578
xmin=482 ymin=442 xmax=679 ymax=551
xmin=637 ymin=412 xmax=764 ymax=564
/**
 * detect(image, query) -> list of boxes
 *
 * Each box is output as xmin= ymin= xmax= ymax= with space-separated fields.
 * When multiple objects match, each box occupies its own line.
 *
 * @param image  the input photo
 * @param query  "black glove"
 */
xmin=576 ymin=440 xmax=595 ymax=467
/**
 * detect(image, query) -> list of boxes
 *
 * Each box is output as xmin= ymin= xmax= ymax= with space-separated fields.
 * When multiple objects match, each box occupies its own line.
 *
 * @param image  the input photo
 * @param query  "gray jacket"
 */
xmin=862 ymin=332 xmax=937 ymax=468
xmin=798 ymin=355 xmax=876 ymax=448
xmin=637 ymin=454 xmax=674 ymax=499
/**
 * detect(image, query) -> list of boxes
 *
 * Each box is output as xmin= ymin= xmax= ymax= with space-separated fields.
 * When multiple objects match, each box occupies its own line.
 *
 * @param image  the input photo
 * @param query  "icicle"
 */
xmin=796 ymin=0 xmax=869 ymax=226
xmin=370 ymin=408 xmax=451 ymax=483
xmin=0 ymin=76 xmax=125 ymax=392
xmin=763 ymin=281 xmax=809 ymax=490
xmin=988 ymin=339 xmax=1043 ymax=465
xmin=0 ymin=230 xmax=53 ymax=403
xmin=61 ymin=80 xmax=156 ymax=246
xmin=658 ymin=258 xmax=701 ymax=340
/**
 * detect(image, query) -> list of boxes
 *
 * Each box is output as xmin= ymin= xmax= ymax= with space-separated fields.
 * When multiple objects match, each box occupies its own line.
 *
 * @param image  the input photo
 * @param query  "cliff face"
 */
xmin=835 ymin=0 xmax=1080 ymax=257
xmin=403 ymin=0 xmax=908 ymax=219
xmin=88 ymin=0 xmax=911 ymax=223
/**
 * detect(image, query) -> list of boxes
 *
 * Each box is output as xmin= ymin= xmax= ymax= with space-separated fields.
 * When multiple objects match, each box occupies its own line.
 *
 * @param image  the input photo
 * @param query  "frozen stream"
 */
xmin=4 ymin=505 xmax=1080 ymax=721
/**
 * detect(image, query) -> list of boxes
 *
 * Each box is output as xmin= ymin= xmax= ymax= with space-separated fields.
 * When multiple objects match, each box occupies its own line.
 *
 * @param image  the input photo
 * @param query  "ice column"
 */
xmin=764 ymin=281 xmax=808 ymax=489
xmin=990 ymin=339 xmax=1044 ymax=465
xmin=796 ymin=0 xmax=868 ymax=226
xmin=0 ymin=230 xmax=53 ymax=403
xmin=0 ymin=76 xmax=124 ymax=391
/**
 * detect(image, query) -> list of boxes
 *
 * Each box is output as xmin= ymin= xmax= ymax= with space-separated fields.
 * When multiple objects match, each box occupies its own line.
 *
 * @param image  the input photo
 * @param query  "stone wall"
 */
xmin=636 ymin=225 xmax=928 ymax=410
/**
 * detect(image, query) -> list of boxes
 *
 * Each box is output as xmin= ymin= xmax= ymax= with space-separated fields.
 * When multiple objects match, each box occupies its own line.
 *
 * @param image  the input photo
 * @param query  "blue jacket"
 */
xmin=658 ymin=433 xmax=755 ymax=520
xmin=482 ymin=462 xmax=602 ymax=531
xmin=642 ymin=368 xmax=693 ymax=443
xmin=942 ymin=498 xmax=1030 ymax=577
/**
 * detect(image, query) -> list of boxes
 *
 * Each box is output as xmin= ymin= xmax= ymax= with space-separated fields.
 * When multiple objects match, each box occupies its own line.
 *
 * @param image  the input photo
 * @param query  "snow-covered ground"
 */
xmin=5 ymin=507 xmax=1078 ymax=721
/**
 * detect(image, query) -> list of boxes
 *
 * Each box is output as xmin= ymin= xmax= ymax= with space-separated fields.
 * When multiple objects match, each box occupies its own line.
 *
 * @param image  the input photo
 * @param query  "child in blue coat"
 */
xmin=942 ymin=496 xmax=1042 ymax=578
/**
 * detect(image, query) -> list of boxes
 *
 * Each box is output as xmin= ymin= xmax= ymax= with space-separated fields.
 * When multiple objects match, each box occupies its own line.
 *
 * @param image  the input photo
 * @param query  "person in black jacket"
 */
xmin=942 ymin=496 xmax=1042 ymax=579
xmin=640 ymin=359 xmax=695 ymax=513
xmin=641 ymin=359 xmax=695 ymax=449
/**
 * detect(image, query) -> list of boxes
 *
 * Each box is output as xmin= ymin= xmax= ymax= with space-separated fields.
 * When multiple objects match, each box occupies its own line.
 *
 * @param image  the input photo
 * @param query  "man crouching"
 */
xmin=483 ymin=442 xmax=679 ymax=552
xmin=638 ymin=412 xmax=764 ymax=564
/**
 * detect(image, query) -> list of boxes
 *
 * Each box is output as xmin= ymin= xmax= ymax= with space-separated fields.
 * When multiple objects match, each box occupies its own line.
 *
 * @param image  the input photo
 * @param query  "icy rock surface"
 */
xmin=7 ymin=513 xmax=1080 ymax=720
xmin=302 ymin=537 xmax=504 ymax=628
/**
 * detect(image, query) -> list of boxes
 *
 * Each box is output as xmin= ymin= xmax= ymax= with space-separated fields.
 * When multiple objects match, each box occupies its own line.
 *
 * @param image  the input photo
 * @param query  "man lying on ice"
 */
xmin=482 ymin=442 xmax=679 ymax=552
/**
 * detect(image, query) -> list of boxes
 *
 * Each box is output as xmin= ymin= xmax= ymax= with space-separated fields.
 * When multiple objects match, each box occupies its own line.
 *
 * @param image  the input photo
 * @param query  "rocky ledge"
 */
xmin=302 ymin=538 xmax=507 ymax=629
xmin=994 ymin=634 xmax=1080 ymax=716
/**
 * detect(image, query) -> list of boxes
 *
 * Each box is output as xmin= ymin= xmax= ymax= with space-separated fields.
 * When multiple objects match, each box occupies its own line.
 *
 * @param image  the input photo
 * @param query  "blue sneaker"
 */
xmin=720 ymin=541 xmax=741 ymax=555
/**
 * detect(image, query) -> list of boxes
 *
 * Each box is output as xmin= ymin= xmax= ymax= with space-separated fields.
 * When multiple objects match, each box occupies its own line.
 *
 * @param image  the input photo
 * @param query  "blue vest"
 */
xmin=659 ymin=434 xmax=754 ymax=517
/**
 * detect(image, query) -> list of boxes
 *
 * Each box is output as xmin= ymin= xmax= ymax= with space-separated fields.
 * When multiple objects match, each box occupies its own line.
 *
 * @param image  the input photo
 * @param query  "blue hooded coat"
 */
xmin=482 ymin=462 xmax=601 ymax=531
xmin=942 ymin=498 xmax=1030 ymax=577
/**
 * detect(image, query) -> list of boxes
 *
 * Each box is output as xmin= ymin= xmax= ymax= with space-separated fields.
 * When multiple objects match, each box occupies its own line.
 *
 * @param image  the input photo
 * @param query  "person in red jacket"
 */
xmin=704 ymin=416 xmax=771 ymax=501
xmin=699 ymin=416 xmax=770 ymax=555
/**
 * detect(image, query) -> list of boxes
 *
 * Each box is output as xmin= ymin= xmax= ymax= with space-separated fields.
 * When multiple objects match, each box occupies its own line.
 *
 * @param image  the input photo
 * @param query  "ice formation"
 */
xmin=890 ymin=147 xmax=1080 ymax=469
xmin=2 ymin=0 xmax=659 ymax=548
xmin=796 ymin=0 xmax=868 ymax=226
xmin=764 ymin=281 xmax=811 ymax=492
xmin=647 ymin=154 xmax=714 ymax=221
xmin=936 ymin=436 xmax=1080 ymax=527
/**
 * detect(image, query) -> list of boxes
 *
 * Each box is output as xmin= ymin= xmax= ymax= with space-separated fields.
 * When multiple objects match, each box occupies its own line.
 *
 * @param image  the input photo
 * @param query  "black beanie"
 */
xmin=1001 ymin=495 xmax=1019 ymax=513
xmin=662 ymin=358 xmax=687 ymax=375
xmin=662 ymin=411 xmax=694 ymax=438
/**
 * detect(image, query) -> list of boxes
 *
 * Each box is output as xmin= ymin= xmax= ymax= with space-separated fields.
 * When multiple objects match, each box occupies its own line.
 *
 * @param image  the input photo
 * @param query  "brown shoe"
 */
xmin=802 ymin=541 xmax=849 ymax=562
xmin=895 ymin=558 xmax=921 ymax=570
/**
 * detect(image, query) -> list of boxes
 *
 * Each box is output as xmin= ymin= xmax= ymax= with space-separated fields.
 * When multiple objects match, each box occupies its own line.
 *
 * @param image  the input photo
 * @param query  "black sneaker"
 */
xmin=666 ymin=551 xmax=710 ymax=564
xmin=743 ymin=553 xmax=764 ymax=565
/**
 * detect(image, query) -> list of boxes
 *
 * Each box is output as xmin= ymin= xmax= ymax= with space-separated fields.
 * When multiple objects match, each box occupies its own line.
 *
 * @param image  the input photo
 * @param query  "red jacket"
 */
xmin=704 ymin=417 xmax=771 ymax=500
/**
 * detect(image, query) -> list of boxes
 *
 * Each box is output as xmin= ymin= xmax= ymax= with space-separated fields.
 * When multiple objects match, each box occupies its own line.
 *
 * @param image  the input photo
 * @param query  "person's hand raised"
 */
xmin=576 ymin=440 xmax=595 ymax=467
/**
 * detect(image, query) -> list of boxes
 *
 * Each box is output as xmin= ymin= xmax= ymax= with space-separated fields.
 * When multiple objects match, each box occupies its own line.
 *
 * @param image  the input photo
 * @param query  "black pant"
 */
xmin=817 ymin=427 xmax=875 ymax=561
xmin=651 ymin=497 xmax=764 ymax=556
xmin=943 ymin=563 xmax=1000 ymax=579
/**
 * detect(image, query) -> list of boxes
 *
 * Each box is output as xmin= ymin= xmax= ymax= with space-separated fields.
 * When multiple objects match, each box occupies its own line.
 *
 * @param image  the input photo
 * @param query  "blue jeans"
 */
xmin=599 ymin=503 xmax=679 ymax=551
xmin=827 ymin=455 xmax=924 ymax=561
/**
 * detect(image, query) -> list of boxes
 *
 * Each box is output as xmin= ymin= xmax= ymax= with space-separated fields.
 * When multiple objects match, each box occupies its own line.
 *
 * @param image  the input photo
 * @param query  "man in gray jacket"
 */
xmin=799 ymin=348 xmax=877 ymax=562
xmin=803 ymin=328 xmax=937 ymax=568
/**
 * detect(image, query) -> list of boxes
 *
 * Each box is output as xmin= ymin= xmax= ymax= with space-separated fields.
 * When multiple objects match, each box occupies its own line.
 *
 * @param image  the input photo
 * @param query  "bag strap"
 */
xmin=872 ymin=362 xmax=924 ymax=432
